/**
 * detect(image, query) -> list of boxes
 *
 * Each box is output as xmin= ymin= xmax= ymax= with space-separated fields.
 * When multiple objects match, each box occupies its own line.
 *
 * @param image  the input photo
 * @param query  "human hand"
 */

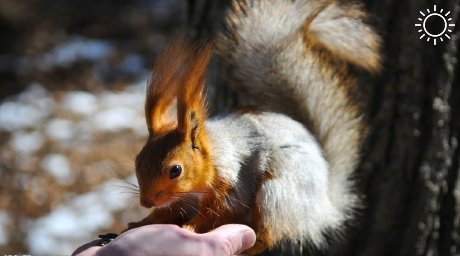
xmin=72 ymin=224 xmax=256 ymax=256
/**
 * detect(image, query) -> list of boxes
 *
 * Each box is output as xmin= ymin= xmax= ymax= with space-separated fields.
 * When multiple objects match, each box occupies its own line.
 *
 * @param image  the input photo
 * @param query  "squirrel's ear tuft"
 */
xmin=145 ymin=40 xmax=189 ymax=134
xmin=177 ymin=43 xmax=212 ymax=146
xmin=306 ymin=2 xmax=381 ymax=72
xmin=145 ymin=37 xmax=211 ymax=138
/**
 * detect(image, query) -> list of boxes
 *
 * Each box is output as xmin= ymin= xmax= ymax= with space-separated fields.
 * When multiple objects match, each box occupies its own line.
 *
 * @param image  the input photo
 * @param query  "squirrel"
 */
xmin=127 ymin=0 xmax=381 ymax=254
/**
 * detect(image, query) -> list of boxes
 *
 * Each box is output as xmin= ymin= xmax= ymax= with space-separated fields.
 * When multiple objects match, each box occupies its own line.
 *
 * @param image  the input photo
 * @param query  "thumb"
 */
xmin=200 ymin=224 xmax=256 ymax=255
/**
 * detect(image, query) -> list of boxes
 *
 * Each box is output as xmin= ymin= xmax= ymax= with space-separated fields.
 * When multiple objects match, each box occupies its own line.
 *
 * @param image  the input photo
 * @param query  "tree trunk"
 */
xmin=187 ymin=0 xmax=460 ymax=255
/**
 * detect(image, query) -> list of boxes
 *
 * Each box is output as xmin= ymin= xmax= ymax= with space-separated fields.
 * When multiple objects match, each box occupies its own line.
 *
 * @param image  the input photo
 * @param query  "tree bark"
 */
xmin=187 ymin=0 xmax=460 ymax=255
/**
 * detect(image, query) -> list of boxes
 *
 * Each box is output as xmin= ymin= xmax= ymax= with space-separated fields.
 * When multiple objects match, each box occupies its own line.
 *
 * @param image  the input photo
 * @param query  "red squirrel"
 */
xmin=127 ymin=0 xmax=381 ymax=254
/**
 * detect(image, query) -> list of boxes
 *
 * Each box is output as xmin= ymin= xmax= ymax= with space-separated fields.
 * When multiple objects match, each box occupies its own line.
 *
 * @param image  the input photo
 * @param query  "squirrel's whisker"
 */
xmin=226 ymin=196 xmax=251 ymax=210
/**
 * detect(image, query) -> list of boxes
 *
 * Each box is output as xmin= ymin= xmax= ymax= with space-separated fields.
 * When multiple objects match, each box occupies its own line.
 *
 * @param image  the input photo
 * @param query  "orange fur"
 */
xmin=145 ymin=42 xmax=182 ymax=134
xmin=132 ymin=39 xmax=231 ymax=232
xmin=177 ymin=44 xmax=212 ymax=134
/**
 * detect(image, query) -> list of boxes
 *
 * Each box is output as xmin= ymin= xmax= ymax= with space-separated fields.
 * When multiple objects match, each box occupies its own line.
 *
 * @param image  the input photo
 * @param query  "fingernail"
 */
xmin=236 ymin=229 xmax=256 ymax=254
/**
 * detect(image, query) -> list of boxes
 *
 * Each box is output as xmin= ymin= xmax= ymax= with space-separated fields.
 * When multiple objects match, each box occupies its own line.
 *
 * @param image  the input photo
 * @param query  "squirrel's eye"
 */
xmin=169 ymin=165 xmax=182 ymax=179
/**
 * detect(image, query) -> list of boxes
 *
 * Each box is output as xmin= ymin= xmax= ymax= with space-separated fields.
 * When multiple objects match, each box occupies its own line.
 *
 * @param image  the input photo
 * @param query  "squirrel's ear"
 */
xmin=306 ymin=1 xmax=381 ymax=72
xmin=145 ymin=41 xmax=187 ymax=134
xmin=177 ymin=44 xmax=212 ymax=148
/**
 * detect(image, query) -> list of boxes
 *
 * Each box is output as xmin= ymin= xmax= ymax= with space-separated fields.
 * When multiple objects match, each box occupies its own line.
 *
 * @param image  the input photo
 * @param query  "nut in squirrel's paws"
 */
xmin=181 ymin=224 xmax=195 ymax=232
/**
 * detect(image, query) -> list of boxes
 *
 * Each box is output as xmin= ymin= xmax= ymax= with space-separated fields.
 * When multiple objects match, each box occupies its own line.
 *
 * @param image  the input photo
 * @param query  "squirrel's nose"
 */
xmin=140 ymin=197 xmax=155 ymax=208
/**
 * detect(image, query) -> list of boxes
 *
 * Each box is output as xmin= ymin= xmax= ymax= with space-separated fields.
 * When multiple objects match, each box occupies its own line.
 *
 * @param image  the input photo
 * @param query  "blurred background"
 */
xmin=0 ymin=0 xmax=186 ymax=254
xmin=0 ymin=0 xmax=459 ymax=256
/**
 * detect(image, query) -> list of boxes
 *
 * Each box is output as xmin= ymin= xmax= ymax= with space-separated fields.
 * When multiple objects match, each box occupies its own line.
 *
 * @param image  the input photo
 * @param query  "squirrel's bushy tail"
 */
xmin=217 ymin=0 xmax=380 ymax=222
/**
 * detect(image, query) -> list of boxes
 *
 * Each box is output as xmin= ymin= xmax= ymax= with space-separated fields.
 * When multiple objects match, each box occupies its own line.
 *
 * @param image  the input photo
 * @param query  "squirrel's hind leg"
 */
xmin=247 ymin=144 xmax=342 ymax=251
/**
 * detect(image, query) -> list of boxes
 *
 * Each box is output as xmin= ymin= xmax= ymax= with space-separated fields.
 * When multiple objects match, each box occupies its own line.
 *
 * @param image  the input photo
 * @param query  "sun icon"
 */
xmin=415 ymin=5 xmax=455 ymax=45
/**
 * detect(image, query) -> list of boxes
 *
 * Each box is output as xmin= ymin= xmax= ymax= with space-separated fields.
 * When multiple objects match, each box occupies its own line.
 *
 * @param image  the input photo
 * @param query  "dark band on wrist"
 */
xmin=97 ymin=233 xmax=119 ymax=246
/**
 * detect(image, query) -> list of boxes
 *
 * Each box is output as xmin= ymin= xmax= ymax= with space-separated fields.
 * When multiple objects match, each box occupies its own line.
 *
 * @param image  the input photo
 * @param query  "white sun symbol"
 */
xmin=415 ymin=5 xmax=455 ymax=45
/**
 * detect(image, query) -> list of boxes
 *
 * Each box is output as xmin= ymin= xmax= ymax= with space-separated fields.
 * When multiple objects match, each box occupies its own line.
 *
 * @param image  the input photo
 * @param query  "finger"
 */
xmin=199 ymin=224 xmax=256 ymax=255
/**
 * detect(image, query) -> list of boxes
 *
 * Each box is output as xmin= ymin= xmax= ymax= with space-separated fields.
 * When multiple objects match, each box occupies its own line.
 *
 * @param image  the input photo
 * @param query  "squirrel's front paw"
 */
xmin=125 ymin=221 xmax=143 ymax=232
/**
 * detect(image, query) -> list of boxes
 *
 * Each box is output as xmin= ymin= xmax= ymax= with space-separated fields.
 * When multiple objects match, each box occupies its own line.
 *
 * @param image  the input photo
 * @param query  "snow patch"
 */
xmin=41 ymin=154 xmax=74 ymax=185
xmin=45 ymin=119 xmax=76 ymax=141
xmin=0 ymin=102 xmax=45 ymax=131
xmin=0 ymin=211 xmax=10 ymax=246
xmin=27 ymin=203 xmax=113 ymax=254
xmin=100 ymin=89 xmax=144 ymax=109
xmin=10 ymin=131 xmax=45 ymax=154
xmin=63 ymin=91 xmax=98 ymax=116
xmin=93 ymin=107 xmax=138 ymax=132
xmin=27 ymin=178 xmax=135 ymax=255
xmin=39 ymin=37 xmax=114 ymax=70
xmin=0 ymin=84 xmax=53 ymax=131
